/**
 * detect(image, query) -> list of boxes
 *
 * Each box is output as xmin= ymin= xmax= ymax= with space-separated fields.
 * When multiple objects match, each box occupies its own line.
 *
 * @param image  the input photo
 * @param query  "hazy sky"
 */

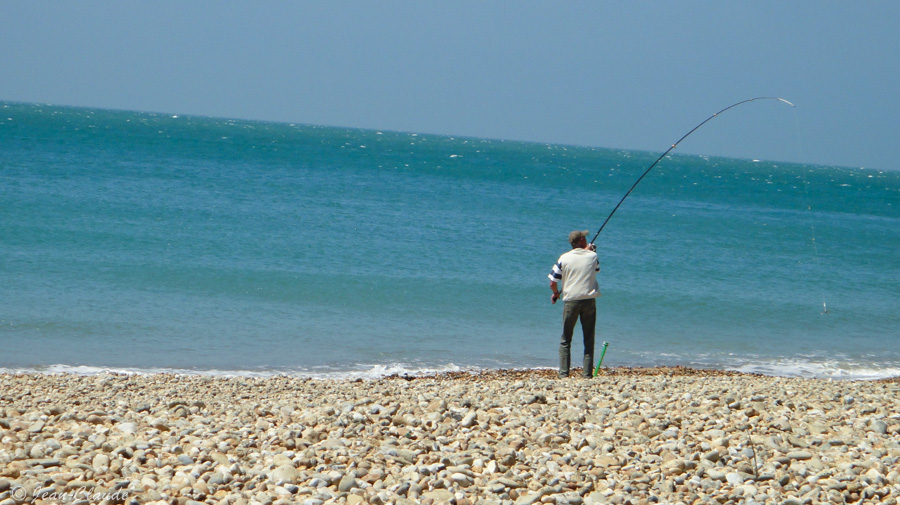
xmin=3 ymin=2 xmax=897 ymax=170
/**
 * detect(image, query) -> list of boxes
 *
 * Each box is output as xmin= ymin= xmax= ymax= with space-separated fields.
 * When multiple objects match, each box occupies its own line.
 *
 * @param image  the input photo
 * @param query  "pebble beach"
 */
xmin=1 ymin=368 xmax=898 ymax=505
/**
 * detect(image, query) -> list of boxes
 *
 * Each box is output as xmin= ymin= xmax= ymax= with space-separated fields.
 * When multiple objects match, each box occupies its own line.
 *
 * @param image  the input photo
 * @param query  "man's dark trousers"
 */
xmin=559 ymin=298 xmax=596 ymax=378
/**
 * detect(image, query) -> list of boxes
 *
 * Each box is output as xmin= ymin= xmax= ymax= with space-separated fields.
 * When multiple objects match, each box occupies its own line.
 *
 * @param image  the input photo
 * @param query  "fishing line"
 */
xmin=790 ymin=109 xmax=829 ymax=315
xmin=590 ymin=97 xmax=795 ymax=245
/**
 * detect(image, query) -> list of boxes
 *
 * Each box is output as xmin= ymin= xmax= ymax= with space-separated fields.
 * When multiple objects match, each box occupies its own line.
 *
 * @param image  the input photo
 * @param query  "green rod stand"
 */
xmin=593 ymin=341 xmax=609 ymax=377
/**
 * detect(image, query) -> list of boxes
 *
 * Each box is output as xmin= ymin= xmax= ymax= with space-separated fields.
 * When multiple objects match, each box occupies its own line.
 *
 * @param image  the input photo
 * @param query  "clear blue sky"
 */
xmin=3 ymin=2 xmax=897 ymax=170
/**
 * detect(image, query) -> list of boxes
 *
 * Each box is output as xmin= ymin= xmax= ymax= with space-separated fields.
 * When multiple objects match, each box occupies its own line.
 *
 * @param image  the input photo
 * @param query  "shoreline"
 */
xmin=387 ymin=366 xmax=900 ymax=384
xmin=3 ymin=364 xmax=899 ymax=383
xmin=1 ymin=369 xmax=898 ymax=505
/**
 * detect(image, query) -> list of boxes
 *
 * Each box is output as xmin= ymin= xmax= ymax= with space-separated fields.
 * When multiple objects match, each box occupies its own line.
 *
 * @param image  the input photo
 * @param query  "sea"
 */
xmin=2 ymin=101 xmax=898 ymax=380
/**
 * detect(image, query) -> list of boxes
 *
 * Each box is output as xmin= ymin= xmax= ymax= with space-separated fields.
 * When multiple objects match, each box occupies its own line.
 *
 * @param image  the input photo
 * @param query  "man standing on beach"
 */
xmin=548 ymin=230 xmax=600 ymax=378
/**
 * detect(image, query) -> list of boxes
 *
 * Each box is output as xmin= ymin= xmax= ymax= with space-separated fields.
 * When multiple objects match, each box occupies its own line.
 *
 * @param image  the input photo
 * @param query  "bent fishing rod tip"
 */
xmin=775 ymin=97 xmax=796 ymax=107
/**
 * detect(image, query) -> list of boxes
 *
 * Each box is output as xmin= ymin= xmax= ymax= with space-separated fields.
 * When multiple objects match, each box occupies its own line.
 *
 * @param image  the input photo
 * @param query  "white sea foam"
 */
xmin=0 ymin=362 xmax=470 ymax=380
xmin=615 ymin=351 xmax=900 ymax=381
xmin=732 ymin=358 xmax=900 ymax=381
xmin=3 ymin=359 xmax=897 ymax=382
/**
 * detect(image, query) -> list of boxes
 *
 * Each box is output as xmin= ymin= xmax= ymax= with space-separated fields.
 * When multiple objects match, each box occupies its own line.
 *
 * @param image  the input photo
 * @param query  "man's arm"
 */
xmin=550 ymin=281 xmax=561 ymax=304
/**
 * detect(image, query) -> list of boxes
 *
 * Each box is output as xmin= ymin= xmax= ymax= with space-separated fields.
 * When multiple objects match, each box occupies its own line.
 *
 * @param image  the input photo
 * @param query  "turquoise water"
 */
xmin=2 ymin=102 xmax=898 ymax=379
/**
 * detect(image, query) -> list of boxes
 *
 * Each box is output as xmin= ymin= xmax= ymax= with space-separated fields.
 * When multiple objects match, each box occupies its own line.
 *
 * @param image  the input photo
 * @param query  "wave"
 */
xmin=732 ymin=358 xmax=900 ymax=381
xmin=2 ymin=359 xmax=896 ymax=381
xmin=0 ymin=362 xmax=468 ymax=380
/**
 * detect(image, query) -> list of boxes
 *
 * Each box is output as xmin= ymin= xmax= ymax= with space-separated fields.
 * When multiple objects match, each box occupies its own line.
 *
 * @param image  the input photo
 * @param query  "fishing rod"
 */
xmin=590 ymin=97 xmax=795 ymax=244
